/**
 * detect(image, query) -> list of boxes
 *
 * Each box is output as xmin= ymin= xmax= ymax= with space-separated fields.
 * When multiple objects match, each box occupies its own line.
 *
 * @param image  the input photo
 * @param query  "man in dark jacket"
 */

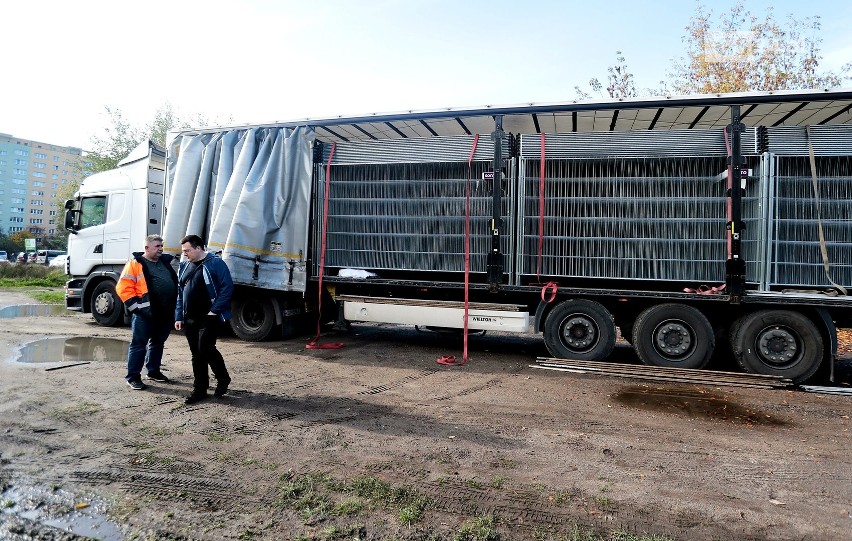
xmin=116 ymin=234 xmax=178 ymax=390
xmin=175 ymin=234 xmax=234 ymax=404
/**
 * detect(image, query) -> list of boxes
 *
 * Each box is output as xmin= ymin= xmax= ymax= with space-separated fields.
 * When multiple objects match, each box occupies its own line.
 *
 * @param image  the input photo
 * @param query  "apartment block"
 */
xmin=0 ymin=133 xmax=88 ymax=240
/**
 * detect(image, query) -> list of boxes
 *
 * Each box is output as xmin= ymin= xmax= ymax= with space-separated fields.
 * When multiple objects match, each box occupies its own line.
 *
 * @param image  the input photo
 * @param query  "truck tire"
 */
xmin=729 ymin=310 xmax=823 ymax=384
xmin=90 ymin=281 xmax=124 ymax=327
xmin=633 ymin=303 xmax=714 ymax=369
xmin=543 ymin=299 xmax=616 ymax=361
xmin=231 ymin=296 xmax=275 ymax=341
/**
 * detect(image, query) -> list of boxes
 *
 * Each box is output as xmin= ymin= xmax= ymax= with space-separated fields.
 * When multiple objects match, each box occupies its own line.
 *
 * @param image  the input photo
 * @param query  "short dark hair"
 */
xmin=180 ymin=234 xmax=204 ymax=249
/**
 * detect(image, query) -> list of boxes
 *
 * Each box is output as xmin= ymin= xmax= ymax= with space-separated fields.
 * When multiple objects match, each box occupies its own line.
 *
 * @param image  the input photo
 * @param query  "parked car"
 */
xmin=0 ymin=250 xmax=9 ymax=265
xmin=37 ymin=249 xmax=66 ymax=265
xmin=49 ymin=254 xmax=69 ymax=269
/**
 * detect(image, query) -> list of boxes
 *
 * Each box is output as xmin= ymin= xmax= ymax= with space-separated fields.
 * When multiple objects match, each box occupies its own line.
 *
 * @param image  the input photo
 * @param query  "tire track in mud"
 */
xmin=432 ymin=377 xmax=503 ymax=401
xmin=414 ymin=479 xmax=663 ymax=537
xmin=357 ymin=368 xmax=441 ymax=395
xmin=69 ymin=469 xmax=267 ymax=509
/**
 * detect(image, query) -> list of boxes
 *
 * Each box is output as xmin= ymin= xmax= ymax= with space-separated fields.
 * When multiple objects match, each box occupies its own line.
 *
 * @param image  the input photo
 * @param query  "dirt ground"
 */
xmin=0 ymin=289 xmax=850 ymax=541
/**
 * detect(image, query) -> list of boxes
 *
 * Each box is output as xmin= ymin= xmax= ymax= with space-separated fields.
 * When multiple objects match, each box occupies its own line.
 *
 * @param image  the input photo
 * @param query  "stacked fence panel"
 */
xmin=313 ymin=136 xmax=513 ymax=276
xmin=764 ymin=125 xmax=852 ymax=289
xmin=517 ymin=129 xmax=759 ymax=284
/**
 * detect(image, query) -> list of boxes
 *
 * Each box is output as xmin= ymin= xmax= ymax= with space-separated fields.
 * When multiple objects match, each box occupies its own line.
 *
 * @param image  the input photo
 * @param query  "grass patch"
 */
xmin=49 ymin=401 xmax=102 ymax=421
xmin=278 ymin=472 xmax=430 ymax=527
xmin=29 ymin=291 xmax=65 ymax=303
xmin=0 ymin=264 xmax=67 ymax=287
xmin=455 ymin=514 xmax=500 ymax=541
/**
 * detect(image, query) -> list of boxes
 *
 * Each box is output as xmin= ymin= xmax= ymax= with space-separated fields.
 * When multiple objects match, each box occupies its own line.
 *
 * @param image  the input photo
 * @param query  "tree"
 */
xmin=575 ymin=51 xmax=639 ymax=99
xmin=668 ymin=1 xmax=851 ymax=94
xmin=55 ymin=103 xmax=226 ymax=224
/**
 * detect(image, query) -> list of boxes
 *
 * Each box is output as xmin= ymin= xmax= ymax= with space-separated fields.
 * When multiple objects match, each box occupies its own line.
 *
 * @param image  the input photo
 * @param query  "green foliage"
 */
xmin=86 ymin=103 xmax=229 ymax=175
xmin=0 ymin=264 xmax=67 ymax=288
xmin=454 ymin=514 xmax=500 ymax=541
xmin=29 ymin=291 xmax=65 ymax=304
xmin=578 ymin=1 xmax=850 ymax=98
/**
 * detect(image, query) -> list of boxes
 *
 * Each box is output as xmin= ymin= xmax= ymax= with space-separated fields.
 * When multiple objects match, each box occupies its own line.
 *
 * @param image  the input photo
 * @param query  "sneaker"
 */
xmin=184 ymin=391 xmax=208 ymax=405
xmin=146 ymin=371 xmax=170 ymax=383
xmin=127 ymin=378 xmax=147 ymax=391
xmin=213 ymin=377 xmax=231 ymax=398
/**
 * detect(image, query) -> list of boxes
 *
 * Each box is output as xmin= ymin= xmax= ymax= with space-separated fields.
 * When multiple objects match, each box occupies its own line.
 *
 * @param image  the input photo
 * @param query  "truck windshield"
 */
xmin=79 ymin=196 xmax=106 ymax=229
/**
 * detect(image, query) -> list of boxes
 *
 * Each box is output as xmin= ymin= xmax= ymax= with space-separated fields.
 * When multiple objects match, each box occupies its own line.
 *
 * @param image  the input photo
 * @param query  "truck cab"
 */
xmin=64 ymin=141 xmax=165 ymax=325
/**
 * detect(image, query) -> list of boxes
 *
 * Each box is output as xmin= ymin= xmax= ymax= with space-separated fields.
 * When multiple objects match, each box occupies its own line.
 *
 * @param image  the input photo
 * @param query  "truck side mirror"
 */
xmin=64 ymin=199 xmax=75 ymax=210
xmin=64 ymin=209 xmax=79 ymax=234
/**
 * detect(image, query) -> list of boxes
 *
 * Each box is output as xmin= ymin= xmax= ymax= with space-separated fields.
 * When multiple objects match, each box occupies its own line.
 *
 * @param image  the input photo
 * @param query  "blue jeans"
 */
xmin=125 ymin=313 xmax=173 ymax=380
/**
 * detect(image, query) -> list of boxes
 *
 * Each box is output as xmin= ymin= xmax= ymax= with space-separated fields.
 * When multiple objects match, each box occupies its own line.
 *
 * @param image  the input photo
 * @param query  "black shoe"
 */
xmin=146 ymin=371 xmax=170 ymax=383
xmin=184 ymin=391 xmax=208 ymax=405
xmin=127 ymin=378 xmax=147 ymax=391
xmin=213 ymin=377 xmax=231 ymax=398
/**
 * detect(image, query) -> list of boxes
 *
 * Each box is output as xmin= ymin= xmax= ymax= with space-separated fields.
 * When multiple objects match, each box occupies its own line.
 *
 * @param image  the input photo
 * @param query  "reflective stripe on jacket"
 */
xmin=116 ymin=252 xmax=177 ymax=315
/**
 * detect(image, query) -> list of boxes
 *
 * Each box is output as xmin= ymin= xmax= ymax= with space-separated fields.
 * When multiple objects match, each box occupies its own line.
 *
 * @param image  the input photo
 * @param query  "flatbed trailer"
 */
xmin=66 ymin=89 xmax=852 ymax=384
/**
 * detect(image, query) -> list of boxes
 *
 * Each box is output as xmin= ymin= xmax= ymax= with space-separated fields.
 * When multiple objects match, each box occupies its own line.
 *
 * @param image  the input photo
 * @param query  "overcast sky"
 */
xmin=2 ymin=0 xmax=850 ymax=149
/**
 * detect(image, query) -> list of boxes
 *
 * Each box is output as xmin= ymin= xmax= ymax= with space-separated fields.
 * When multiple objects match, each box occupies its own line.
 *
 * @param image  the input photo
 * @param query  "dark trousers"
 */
xmin=126 ymin=313 xmax=173 ymax=380
xmin=184 ymin=315 xmax=229 ymax=391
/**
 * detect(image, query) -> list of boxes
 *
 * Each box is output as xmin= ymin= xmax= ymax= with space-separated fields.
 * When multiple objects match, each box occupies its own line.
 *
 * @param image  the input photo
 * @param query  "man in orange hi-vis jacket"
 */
xmin=116 ymin=234 xmax=179 ymax=390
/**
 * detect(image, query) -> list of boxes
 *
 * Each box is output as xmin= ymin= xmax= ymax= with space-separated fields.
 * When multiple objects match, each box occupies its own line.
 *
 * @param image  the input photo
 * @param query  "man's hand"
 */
xmin=175 ymin=320 xmax=183 ymax=331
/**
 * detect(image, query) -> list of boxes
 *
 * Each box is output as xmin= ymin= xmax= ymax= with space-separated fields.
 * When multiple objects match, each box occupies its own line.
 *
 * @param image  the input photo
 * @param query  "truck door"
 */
xmin=101 ymin=191 xmax=131 ymax=262
xmin=73 ymin=195 xmax=108 ymax=271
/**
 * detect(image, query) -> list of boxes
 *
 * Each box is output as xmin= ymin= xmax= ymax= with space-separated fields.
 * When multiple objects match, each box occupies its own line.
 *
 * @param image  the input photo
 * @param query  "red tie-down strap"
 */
xmin=437 ymin=134 xmax=480 ymax=366
xmin=307 ymin=142 xmax=344 ymax=350
xmin=537 ymin=132 xmax=546 ymax=282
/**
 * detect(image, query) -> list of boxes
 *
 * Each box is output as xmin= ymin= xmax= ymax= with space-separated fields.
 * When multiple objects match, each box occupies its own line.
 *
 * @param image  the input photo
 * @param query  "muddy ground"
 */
xmin=0 ymin=289 xmax=850 ymax=541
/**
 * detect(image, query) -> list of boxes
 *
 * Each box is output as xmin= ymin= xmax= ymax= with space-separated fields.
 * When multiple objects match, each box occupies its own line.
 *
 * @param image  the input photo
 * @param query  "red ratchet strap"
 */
xmin=537 ymin=132 xmax=546 ymax=281
xmin=437 ymin=134 xmax=480 ymax=366
xmin=541 ymin=281 xmax=558 ymax=303
xmin=307 ymin=142 xmax=344 ymax=350
xmin=723 ymin=128 xmax=733 ymax=259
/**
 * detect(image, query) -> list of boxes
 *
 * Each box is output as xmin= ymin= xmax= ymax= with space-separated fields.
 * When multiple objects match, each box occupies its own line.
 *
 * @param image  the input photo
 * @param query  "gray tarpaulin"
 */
xmin=163 ymin=126 xmax=315 ymax=292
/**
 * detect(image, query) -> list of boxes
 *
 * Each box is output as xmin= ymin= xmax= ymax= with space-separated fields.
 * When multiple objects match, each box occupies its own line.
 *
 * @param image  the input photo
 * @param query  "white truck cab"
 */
xmin=64 ymin=141 xmax=165 ymax=325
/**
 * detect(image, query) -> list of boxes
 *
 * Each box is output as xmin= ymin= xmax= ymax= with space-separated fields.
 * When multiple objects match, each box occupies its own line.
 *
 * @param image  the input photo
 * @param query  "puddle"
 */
xmin=612 ymin=385 xmax=789 ymax=426
xmin=1 ymin=484 xmax=125 ymax=541
xmin=17 ymin=337 xmax=129 ymax=364
xmin=0 ymin=304 xmax=67 ymax=318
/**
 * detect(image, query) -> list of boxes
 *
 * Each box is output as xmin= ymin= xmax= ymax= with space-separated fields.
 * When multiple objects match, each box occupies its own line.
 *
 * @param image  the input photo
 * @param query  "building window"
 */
xmin=33 ymin=181 xmax=45 ymax=187
xmin=14 ymin=169 xmax=27 ymax=175
xmin=33 ymin=162 xmax=46 ymax=169
xmin=34 ymin=152 xmax=46 ymax=159
xmin=31 ymin=200 xmax=45 ymax=205
xmin=13 ymin=179 xmax=26 ymax=185
xmin=32 ymin=190 xmax=45 ymax=196
xmin=14 ymin=149 xmax=29 ymax=156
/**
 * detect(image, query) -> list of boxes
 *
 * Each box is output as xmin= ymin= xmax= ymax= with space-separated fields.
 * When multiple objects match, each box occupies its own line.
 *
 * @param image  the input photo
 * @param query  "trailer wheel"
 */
xmin=543 ymin=300 xmax=615 ymax=361
xmin=90 ymin=281 xmax=123 ymax=327
xmin=729 ymin=310 xmax=823 ymax=384
xmin=231 ymin=296 xmax=275 ymax=341
xmin=633 ymin=304 xmax=714 ymax=369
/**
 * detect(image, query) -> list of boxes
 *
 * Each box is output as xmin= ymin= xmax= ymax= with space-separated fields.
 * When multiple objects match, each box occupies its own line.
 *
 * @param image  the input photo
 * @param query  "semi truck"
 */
xmin=65 ymin=88 xmax=852 ymax=384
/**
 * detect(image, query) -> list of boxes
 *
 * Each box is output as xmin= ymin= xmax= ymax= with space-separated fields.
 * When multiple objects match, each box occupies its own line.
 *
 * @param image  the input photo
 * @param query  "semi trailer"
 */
xmin=65 ymin=88 xmax=852 ymax=383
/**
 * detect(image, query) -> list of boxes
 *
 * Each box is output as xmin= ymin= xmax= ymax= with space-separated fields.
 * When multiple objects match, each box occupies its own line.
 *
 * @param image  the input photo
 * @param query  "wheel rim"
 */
xmin=93 ymin=292 xmax=113 ymax=315
xmin=652 ymin=319 xmax=694 ymax=359
xmin=240 ymin=299 xmax=267 ymax=331
xmin=754 ymin=325 xmax=800 ymax=368
xmin=561 ymin=314 xmax=598 ymax=352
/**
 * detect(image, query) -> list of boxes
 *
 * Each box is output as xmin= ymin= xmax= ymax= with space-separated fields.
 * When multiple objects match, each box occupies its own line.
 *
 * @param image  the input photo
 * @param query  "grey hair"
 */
xmin=144 ymin=234 xmax=164 ymax=246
